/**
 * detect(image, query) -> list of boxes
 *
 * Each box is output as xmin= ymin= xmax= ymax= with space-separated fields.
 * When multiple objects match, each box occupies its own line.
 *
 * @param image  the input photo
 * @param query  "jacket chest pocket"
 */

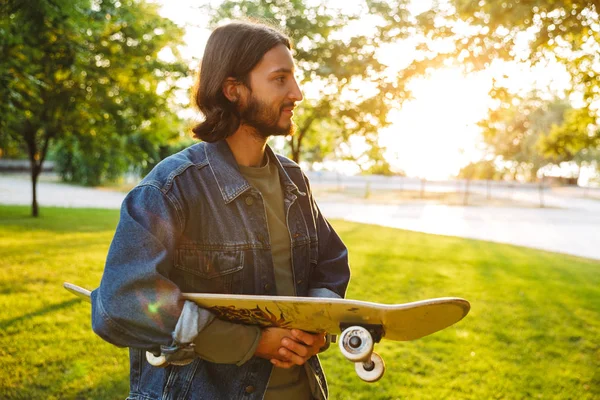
xmin=173 ymin=248 xmax=244 ymax=294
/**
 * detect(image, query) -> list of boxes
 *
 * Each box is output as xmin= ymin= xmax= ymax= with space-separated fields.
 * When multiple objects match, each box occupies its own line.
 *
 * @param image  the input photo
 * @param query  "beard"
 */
xmin=239 ymin=94 xmax=295 ymax=139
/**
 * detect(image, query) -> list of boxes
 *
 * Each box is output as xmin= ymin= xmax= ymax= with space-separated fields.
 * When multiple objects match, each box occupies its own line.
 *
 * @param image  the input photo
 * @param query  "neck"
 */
xmin=225 ymin=125 xmax=268 ymax=167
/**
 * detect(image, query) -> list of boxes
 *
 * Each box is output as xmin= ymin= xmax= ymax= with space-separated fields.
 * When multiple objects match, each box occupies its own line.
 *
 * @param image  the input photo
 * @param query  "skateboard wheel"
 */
xmin=339 ymin=326 xmax=374 ymax=362
xmin=355 ymin=352 xmax=385 ymax=383
xmin=146 ymin=351 xmax=167 ymax=367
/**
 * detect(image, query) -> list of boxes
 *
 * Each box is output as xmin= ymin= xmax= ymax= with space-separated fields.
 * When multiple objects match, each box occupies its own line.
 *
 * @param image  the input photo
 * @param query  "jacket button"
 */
xmin=245 ymin=196 xmax=254 ymax=206
xmin=245 ymin=385 xmax=255 ymax=394
xmin=293 ymin=232 xmax=301 ymax=239
xmin=257 ymin=233 xmax=265 ymax=243
xmin=264 ymin=283 xmax=271 ymax=291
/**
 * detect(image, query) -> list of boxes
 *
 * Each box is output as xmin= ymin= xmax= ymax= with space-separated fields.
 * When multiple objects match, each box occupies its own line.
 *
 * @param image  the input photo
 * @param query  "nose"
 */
xmin=289 ymin=76 xmax=303 ymax=102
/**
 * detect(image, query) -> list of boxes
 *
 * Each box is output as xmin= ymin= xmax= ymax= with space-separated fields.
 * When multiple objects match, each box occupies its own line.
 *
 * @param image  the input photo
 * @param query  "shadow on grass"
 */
xmin=0 ymin=299 xmax=81 ymax=330
xmin=4 ymin=353 xmax=130 ymax=400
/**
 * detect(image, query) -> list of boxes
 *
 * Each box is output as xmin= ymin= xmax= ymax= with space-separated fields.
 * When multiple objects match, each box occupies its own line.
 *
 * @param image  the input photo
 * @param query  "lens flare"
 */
xmin=148 ymin=303 xmax=160 ymax=314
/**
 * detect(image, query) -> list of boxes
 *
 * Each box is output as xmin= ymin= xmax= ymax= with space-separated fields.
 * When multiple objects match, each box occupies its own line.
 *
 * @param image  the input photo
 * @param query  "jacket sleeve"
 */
xmin=91 ymin=184 xmax=194 ymax=351
xmin=303 ymin=174 xmax=351 ymax=299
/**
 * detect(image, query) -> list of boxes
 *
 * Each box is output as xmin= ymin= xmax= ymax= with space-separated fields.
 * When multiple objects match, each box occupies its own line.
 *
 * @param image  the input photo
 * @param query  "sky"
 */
xmin=153 ymin=0 xmax=572 ymax=180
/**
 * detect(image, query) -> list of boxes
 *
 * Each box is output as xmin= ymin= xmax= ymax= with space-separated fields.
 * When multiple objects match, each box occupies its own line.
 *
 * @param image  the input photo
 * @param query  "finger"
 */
xmin=281 ymin=338 xmax=309 ymax=357
xmin=278 ymin=347 xmax=307 ymax=366
xmin=315 ymin=332 xmax=326 ymax=347
xmin=291 ymin=329 xmax=316 ymax=346
xmin=292 ymin=329 xmax=326 ymax=349
xmin=271 ymin=358 xmax=295 ymax=369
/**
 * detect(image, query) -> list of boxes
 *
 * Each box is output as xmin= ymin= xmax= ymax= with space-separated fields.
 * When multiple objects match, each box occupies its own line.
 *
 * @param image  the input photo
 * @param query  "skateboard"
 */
xmin=64 ymin=282 xmax=470 ymax=382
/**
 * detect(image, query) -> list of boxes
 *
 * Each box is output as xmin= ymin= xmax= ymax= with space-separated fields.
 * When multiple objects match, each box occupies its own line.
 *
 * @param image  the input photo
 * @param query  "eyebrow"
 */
xmin=269 ymin=68 xmax=294 ymax=75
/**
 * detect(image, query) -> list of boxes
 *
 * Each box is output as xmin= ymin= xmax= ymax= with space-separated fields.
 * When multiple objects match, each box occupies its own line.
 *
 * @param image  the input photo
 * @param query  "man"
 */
xmin=91 ymin=20 xmax=350 ymax=400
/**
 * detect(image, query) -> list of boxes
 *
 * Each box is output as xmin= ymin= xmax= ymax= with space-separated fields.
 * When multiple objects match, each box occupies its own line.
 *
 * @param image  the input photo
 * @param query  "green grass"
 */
xmin=0 ymin=205 xmax=598 ymax=399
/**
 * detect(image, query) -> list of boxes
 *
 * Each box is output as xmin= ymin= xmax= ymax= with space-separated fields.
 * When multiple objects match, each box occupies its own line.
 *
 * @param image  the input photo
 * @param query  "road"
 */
xmin=2 ymin=173 xmax=599 ymax=261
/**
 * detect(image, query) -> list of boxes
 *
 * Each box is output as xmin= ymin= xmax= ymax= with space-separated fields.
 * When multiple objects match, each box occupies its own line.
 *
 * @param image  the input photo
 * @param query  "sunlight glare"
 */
xmin=153 ymin=0 xmax=574 ymax=180
xmin=380 ymin=68 xmax=493 ymax=179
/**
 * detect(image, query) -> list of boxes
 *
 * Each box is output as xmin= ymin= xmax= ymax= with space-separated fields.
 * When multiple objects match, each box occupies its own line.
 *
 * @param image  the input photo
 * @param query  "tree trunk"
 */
xmin=538 ymin=174 xmax=544 ymax=208
xmin=23 ymin=122 xmax=52 ymax=218
xmin=291 ymin=132 xmax=305 ymax=163
xmin=574 ymin=162 xmax=581 ymax=184
xmin=290 ymin=117 xmax=315 ymax=163
xmin=23 ymin=122 xmax=39 ymax=217
xmin=291 ymin=142 xmax=301 ymax=163
xmin=30 ymin=162 xmax=40 ymax=217
xmin=463 ymin=178 xmax=470 ymax=206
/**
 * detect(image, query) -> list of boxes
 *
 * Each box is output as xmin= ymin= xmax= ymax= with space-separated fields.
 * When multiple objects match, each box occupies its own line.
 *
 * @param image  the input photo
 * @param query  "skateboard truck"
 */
xmin=338 ymin=324 xmax=385 ymax=382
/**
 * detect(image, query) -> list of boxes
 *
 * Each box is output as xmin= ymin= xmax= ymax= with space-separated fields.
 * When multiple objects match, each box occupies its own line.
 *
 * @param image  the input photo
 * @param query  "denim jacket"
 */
xmin=91 ymin=140 xmax=351 ymax=399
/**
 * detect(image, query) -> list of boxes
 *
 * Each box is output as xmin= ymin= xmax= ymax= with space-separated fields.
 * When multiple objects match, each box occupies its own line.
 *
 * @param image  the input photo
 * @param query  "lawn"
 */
xmin=0 ymin=205 xmax=598 ymax=399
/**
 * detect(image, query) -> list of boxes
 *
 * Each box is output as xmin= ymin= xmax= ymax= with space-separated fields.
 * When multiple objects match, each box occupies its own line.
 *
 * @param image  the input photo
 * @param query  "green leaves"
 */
xmin=1 ymin=0 xmax=189 ymax=214
xmin=443 ymin=1 xmax=600 ymax=105
xmin=423 ymin=1 xmax=600 ymax=180
xmin=209 ymin=0 xmax=422 ymax=165
xmin=1 ymin=0 xmax=188 ymax=188
xmin=478 ymin=86 xmax=598 ymax=181
xmin=538 ymin=107 xmax=600 ymax=163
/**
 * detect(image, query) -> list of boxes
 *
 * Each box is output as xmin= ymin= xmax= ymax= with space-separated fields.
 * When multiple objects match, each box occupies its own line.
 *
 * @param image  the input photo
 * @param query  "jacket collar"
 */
xmin=204 ymin=140 xmax=304 ymax=204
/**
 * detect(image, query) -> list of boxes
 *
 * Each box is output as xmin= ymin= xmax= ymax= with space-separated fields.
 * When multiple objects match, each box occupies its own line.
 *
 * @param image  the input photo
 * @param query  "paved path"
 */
xmin=2 ymin=174 xmax=599 ymax=261
xmin=318 ymin=202 xmax=600 ymax=261
xmin=0 ymin=175 xmax=125 ymax=209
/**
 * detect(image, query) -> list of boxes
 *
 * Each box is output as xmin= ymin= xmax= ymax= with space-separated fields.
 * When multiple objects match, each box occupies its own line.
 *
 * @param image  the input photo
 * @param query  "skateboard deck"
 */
xmin=63 ymin=283 xmax=469 ymax=341
xmin=64 ymin=282 xmax=470 ymax=382
xmin=182 ymin=292 xmax=469 ymax=341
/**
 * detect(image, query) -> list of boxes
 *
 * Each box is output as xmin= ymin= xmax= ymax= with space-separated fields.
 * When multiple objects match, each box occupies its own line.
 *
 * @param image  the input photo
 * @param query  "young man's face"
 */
xmin=239 ymin=44 xmax=303 ymax=138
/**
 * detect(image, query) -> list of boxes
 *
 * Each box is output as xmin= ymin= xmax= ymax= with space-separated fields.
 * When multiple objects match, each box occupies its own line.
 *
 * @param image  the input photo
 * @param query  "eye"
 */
xmin=275 ymin=76 xmax=286 ymax=83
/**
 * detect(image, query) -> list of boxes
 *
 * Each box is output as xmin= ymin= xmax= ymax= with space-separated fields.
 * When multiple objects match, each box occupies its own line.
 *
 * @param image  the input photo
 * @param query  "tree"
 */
xmin=1 ymin=0 xmax=187 ymax=215
xmin=418 ymin=0 xmax=600 ymax=167
xmin=538 ymin=106 xmax=600 ymax=180
xmin=353 ymin=141 xmax=404 ymax=176
xmin=53 ymin=0 xmax=188 ymax=186
xmin=478 ymin=87 xmax=571 ymax=182
xmin=457 ymin=159 xmax=499 ymax=180
xmin=458 ymin=158 xmax=500 ymax=202
xmin=207 ymin=0 xmax=440 ymax=164
xmin=1 ymin=0 xmax=87 ymax=216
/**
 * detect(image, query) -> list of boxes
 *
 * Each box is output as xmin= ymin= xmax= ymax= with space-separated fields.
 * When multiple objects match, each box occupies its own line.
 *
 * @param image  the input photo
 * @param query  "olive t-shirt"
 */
xmin=238 ymin=157 xmax=295 ymax=297
xmin=239 ymin=156 xmax=311 ymax=400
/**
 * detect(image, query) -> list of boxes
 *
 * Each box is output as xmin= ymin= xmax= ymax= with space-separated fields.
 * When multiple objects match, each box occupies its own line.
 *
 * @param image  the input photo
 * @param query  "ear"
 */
xmin=222 ymin=77 xmax=240 ymax=103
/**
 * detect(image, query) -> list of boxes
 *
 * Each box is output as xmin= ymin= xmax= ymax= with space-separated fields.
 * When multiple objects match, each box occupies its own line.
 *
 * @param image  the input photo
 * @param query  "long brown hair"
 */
xmin=191 ymin=21 xmax=291 ymax=142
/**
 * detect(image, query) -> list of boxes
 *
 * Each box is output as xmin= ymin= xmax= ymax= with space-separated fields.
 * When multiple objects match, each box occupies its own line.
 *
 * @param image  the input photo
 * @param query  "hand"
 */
xmin=254 ymin=327 xmax=294 ymax=363
xmin=271 ymin=329 xmax=326 ymax=369
xmin=254 ymin=328 xmax=326 ymax=369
